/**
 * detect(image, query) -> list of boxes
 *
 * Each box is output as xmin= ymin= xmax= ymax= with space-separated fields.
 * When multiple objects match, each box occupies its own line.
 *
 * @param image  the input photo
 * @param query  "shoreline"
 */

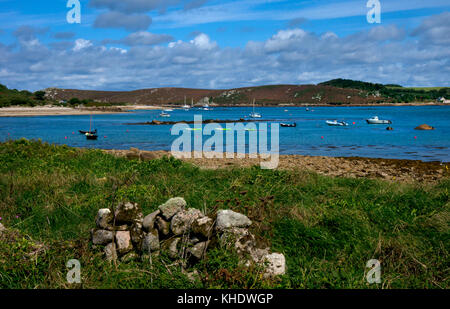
xmin=0 ymin=102 xmax=447 ymax=117
xmin=103 ymin=148 xmax=449 ymax=183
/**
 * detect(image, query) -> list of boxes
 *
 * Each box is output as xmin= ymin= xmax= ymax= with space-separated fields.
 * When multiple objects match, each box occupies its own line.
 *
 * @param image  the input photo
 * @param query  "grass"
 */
xmin=0 ymin=139 xmax=448 ymax=289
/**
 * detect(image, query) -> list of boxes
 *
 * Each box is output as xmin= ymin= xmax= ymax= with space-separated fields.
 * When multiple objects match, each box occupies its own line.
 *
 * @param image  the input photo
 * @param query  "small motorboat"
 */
xmin=280 ymin=122 xmax=296 ymax=127
xmin=85 ymin=132 xmax=98 ymax=140
xmin=163 ymin=108 xmax=174 ymax=112
xmin=366 ymin=116 xmax=392 ymax=124
xmin=249 ymin=112 xmax=262 ymax=118
xmin=159 ymin=112 xmax=170 ymax=117
xmin=326 ymin=120 xmax=349 ymax=126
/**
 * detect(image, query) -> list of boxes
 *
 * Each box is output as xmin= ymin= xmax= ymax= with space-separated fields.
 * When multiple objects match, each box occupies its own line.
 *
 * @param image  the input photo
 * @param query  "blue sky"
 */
xmin=0 ymin=0 xmax=449 ymax=91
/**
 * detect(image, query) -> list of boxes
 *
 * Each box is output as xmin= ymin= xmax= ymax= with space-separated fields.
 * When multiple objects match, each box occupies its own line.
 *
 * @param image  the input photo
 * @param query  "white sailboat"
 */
xmin=249 ymin=99 xmax=261 ymax=118
xmin=182 ymin=96 xmax=190 ymax=110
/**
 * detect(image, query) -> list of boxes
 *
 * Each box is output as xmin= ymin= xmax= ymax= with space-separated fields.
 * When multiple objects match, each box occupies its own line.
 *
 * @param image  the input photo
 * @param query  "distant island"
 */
xmin=1 ymin=79 xmax=449 ymax=114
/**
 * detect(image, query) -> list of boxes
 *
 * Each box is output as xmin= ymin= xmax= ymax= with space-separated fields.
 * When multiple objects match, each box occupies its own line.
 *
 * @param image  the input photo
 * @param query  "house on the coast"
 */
xmin=437 ymin=97 xmax=450 ymax=104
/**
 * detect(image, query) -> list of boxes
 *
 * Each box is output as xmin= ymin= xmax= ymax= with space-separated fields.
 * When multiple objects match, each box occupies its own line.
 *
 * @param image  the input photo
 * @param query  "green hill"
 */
xmin=320 ymin=79 xmax=450 ymax=103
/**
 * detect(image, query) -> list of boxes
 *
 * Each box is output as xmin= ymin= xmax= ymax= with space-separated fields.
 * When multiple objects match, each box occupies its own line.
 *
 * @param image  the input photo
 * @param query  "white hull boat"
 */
xmin=366 ymin=116 xmax=392 ymax=124
xmin=326 ymin=120 xmax=348 ymax=126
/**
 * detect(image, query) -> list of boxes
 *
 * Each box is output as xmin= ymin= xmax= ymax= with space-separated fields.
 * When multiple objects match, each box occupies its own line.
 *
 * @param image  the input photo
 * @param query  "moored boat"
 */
xmin=280 ymin=122 xmax=296 ymax=127
xmin=326 ymin=120 xmax=348 ymax=126
xmin=366 ymin=116 xmax=392 ymax=124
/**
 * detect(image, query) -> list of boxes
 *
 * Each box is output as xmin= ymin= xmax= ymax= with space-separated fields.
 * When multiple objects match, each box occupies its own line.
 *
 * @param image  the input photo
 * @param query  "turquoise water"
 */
xmin=1 ymin=106 xmax=449 ymax=162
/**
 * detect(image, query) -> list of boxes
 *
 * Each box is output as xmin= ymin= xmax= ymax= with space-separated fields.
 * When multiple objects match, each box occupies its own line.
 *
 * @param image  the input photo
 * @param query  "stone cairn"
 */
xmin=91 ymin=197 xmax=285 ymax=277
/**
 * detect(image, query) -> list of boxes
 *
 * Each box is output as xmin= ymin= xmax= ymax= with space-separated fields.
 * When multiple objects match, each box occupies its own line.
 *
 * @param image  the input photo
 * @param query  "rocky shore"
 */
xmin=104 ymin=148 xmax=448 ymax=183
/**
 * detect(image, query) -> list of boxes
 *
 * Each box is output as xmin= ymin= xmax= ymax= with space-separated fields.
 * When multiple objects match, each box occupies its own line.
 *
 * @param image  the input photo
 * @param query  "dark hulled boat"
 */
xmin=79 ymin=129 xmax=97 ymax=135
xmin=280 ymin=122 xmax=296 ymax=127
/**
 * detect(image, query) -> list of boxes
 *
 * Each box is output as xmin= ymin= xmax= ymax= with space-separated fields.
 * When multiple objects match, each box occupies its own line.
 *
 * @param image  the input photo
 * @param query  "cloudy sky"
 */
xmin=0 ymin=0 xmax=449 ymax=91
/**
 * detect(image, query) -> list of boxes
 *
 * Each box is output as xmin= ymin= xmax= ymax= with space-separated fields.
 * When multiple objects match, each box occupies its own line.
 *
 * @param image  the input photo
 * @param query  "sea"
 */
xmin=1 ymin=106 xmax=449 ymax=162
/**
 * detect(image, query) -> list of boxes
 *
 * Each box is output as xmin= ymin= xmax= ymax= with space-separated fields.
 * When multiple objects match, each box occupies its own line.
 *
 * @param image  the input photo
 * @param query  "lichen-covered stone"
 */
xmin=158 ymin=197 xmax=186 ymax=220
xmin=188 ymin=241 xmax=210 ymax=260
xmin=104 ymin=242 xmax=117 ymax=262
xmin=130 ymin=222 xmax=144 ymax=251
xmin=115 ymin=202 xmax=142 ymax=225
xmin=115 ymin=231 xmax=133 ymax=255
xmin=166 ymin=237 xmax=181 ymax=259
xmin=120 ymin=251 xmax=139 ymax=262
xmin=142 ymin=209 xmax=160 ymax=232
xmin=216 ymin=210 xmax=252 ymax=231
xmin=192 ymin=216 xmax=214 ymax=238
xmin=142 ymin=229 xmax=160 ymax=253
xmin=263 ymin=253 xmax=286 ymax=277
xmin=92 ymin=229 xmax=114 ymax=245
xmin=156 ymin=216 xmax=170 ymax=236
xmin=171 ymin=208 xmax=203 ymax=236
xmin=95 ymin=208 xmax=113 ymax=229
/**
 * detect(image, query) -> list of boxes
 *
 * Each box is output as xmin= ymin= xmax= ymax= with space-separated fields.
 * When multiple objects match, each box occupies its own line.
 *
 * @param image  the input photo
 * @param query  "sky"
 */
xmin=0 ymin=0 xmax=449 ymax=91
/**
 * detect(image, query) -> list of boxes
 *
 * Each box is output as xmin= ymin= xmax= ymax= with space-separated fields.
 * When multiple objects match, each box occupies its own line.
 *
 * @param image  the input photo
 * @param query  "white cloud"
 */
xmin=73 ymin=39 xmax=93 ymax=51
xmin=189 ymin=33 xmax=217 ymax=50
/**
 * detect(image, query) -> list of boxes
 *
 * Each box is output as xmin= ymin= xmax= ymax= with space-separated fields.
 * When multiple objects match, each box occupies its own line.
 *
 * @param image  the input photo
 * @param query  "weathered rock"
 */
xmin=263 ymin=253 xmax=286 ymax=277
xmin=92 ymin=229 xmax=114 ymax=245
xmin=95 ymin=208 xmax=113 ymax=229
xmin=121 ymin=251 xmax=139 ymax=262
xmin=250 ymin=247 xmax=270 ymax=263
xmin=115 ymin=231 xmax=133 ymax=255
xmin=188 ymin=241 xmax=210 ymax=260
xmin=126 ymin=151 xmax=140 ymax=160
xmin=142 ymin=210 xmax=160 ymax=232
xmin=142 ymin=229 xmax=160 ymax=253
xmin=104 ymin=242 xmax=117 ymax=262
xmin=171 ymin=208 xmax=204 ymax=236
xmin=130 ymin=147 xmax=140 ymax=153
xmin=167 ymin=237 xmax=181 ymax=259
xmin=192 ymin=216 xmax=214 ymax=238
xmin=216 ymin=210 xmax=252 ymax=231
xmin=415 ymin=124 xmax=435 ymax=130
xmin=130 ymin=222 xmax=144 ymax=250
xmin=156 ymin=216 xmax=170 ymax=236
xmin=159 ymin=197 xmax=186 ymax=220
xmin=386 ymin=126 xmax=394 ymax=131
xmin=115 ymin=202 xmax=142 ymax=225
xmin=140 ymin=152 xmax=158 ymax=161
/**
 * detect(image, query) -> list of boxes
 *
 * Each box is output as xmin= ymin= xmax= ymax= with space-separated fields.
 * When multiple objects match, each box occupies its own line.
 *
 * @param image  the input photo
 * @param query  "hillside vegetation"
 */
xmin=320 ymin=79 xmax=450 ymax=103
xmin=0 ymin=140 xmax=448 ymax=288
xmin=0 ymin=84 xmax=51 ymax=107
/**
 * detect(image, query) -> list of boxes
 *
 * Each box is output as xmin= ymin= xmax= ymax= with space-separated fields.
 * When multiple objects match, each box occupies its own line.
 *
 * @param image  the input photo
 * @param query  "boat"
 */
xmin=203 ymin=103 xmax=210 ymax=111
xmin=182 ymin=96 xmax=190 ymax=110
xmin=366 ymin=116 xmax=392 ymax=124
xmin=326 ymin=120 xmax=349 ymax=126
xmin=159 ymin=112 xmax=171 ymax=117
xmin=85 ymin=132 xmax=98 ymax=140
xmin=79 ymin=129 xmax=97 ymax=135
xmin=163 ymin=108 xmax=174 ymax=112
xmin=83 ymin=115 xmax=98 ymax=140
xmin=249 ymin=99 xmax=262 ymax=118
xmin=280 ymin=122 xmax=296 ymax=127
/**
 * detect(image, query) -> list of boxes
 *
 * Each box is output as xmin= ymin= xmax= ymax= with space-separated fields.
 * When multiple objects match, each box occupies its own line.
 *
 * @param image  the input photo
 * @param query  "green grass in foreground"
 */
xmin=0 ymin=139 xmax=448 ymax=289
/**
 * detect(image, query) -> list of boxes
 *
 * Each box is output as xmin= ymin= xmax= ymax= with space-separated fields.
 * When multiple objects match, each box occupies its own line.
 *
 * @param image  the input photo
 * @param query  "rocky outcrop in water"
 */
xmin=414 ymin=124 xmax=435 ymax=130
xmin=91 ymin=198 xmax=286 ymax=278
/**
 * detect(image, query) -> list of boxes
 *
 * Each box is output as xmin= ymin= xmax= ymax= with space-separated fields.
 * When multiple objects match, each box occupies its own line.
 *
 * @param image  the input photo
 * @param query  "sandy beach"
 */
xmin=0 ymin=105 xmax=166 ymax=117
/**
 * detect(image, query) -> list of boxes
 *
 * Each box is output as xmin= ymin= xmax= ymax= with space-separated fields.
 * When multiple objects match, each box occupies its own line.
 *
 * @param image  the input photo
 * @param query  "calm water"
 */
xmin=1 ymin=106 xmax=449 ymax=162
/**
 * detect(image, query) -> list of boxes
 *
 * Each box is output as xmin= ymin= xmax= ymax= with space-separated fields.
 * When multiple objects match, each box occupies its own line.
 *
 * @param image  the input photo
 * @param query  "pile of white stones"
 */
xmin=91 ymin=197 xmax=285 ymax=277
